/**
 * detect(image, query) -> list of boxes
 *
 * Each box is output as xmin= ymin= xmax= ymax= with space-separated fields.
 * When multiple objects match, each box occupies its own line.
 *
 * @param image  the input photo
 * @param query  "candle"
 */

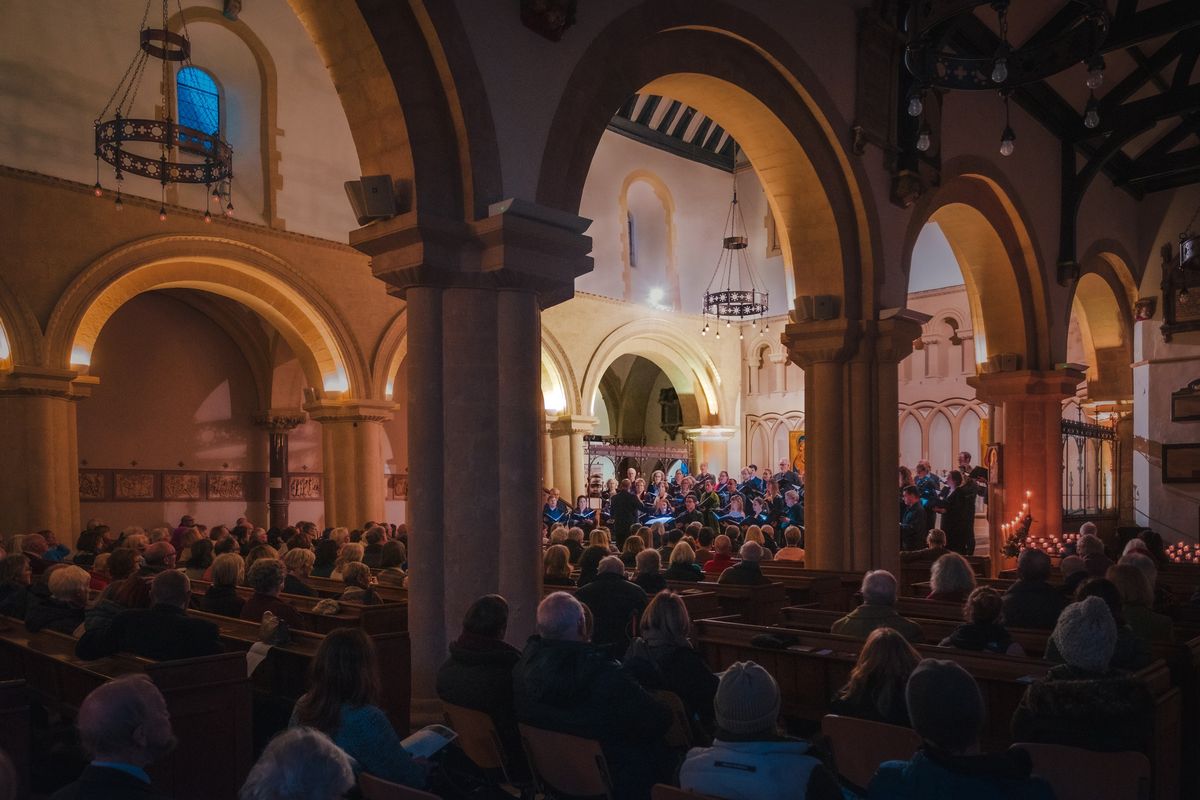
xmin=1026 ymin=490 xmax=1032 ymax=499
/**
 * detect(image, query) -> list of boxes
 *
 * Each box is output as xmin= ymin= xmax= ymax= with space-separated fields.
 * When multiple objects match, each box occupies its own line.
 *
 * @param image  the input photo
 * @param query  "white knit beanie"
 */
xmin=714 ymin=661 xmax=781 ymax=736
xmin=1052 ymin=595 xmax=1117 ymax=673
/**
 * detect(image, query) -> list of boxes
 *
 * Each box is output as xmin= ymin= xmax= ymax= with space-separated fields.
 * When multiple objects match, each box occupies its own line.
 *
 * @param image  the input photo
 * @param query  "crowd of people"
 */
xmin=0 ymin=486 xmax=1193 ymax=799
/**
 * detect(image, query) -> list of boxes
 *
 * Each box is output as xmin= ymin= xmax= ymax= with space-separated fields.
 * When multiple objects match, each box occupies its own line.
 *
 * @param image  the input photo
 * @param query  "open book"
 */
xmin=401 ymin=724 xmax=458 ymax=759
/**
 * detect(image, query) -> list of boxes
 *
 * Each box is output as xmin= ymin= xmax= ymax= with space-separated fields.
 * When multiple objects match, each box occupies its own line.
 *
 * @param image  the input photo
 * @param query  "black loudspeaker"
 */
xmin=798 ymin=294 xmax=838 ymax=321
xmin=344 ymin=175 xmax=397 ymax=226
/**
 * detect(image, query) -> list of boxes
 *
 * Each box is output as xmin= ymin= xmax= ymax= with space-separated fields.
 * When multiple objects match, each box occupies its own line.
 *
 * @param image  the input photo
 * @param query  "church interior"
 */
xmin=2 ymin=1 xmax=1200 ymax=798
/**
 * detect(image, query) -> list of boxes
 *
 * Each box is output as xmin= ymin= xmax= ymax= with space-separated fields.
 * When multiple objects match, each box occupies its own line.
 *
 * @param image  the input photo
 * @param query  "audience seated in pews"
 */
xmin=624 ymin=590 xmax=719 ymax=741
xmin=0 ymin=554 xmax=33 ymax=619
xmin=435 ymin=594 xmax=526 ymax=779
xmin=76 ymin=571 xmax=221 ymax=661
xmin=21 ymin=533 xmax=52 ymax=577
xmin=375 ymin=540 xmax=407 ymax=588
xmin=310 ymin=539 xmax=339 ymax=579
xmin=291 ymin=628 xmax=428 ymax=789
xmin=939 ymin=586 xmax=1024 ymax=656
xmin=202 ymin=552 xmax=246 ymax=618
xmin=1107 ymin=562 xmax=1173 ymax=645
xmin=339 ymin=562 xmax=381 ymax=605
xmin=542 ymin=544 xmax=575 ymax=587
xmin=26 ymin=564 xmax=89 ymax=634
xmin=664 ymin=541 xmax=704 ymax=582
xmin=775 ymin=525 xmax=806 ymax=562
xmin=1044 ymin=577 xmax=1151 ymax=670
xmin=869 ymin=659 xmax=1053 ymax=799
xmin=183 ymin=539 xmax=213 ymax=581
xmin=361 ymin=526 xmax=386 ymax=570
xmin=1012 ymin=595 xmax=1155 ymax=753
xmin=1059 ymin=555 xmax=1088 ymax=598
xmin=927 ymin=552 xmax=976 ymax=602
xmin=621 ymin=535 xmax=645 ymax=569
xmin=634 ymin=548 xmax=667 ymax=594
xmin=240 ymin=728 xmax=354 ymax=800
xmin=1002 ymin=549 xmax=1067 ymax=631
xmin=87 ymin=553 xmax=111 ymax=591
xmin=742 ymin=527 xmax=773 ymax=561
xmin=576 ymin=528 xmax=613 ymax=587
xmin=96 ymin=548 xmax=140 ymax=603
xmin=718 ymin=541 xmax=772 ymax=586
xmin=1120 ymin=550 xmax=1175 ymax=613
xmin=832 ymin=571 xmax=923 ymax=643
xmin=830 ymin=627 xmax=919 ymax=727
xmin=240 ymin=559 xmax=306 ymax=630
xmin=899 ymin=528 xmax=949 ymax=564
xmin=657 ymin=527 xmax=684 ymax=562
xmin=138 ymin=542 xmax=176 ymax=576
xmin=329 ymin=543 xmax=363 ymax=582
xmin=702 ymin=534 xmax=737 ymax=577
xmin=71 ymin=529 xmax=103 ymax=568
xmin=50 ymin=675 xmax=175 ymax=800
xmin=680 ymin=660 xmax=842 ymax=799
xmin=245 ymin=545 xmax=279 ymax=574
xmin=564 ymin=526 xmax=585 ymax=564
xmin=693 ymin=527 xmax=716 ymax=564
xmin=514 ymin=592 xmax=671 ymax=800
xmin=576 ymin=555 xmax=648 ymax=658
xmin=282 ymin=548 xmax=317 ymax=597
xmin=1078 ymin=531 xmax=1113 ymax=578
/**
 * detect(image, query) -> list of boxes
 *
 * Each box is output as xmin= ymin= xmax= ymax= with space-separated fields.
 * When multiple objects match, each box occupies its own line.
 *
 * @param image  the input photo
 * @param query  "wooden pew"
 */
xmin=0 ymin=619 xmax=252 ymax=799
xmin=667 ymin=581 xmax=787 ymax=625
xmin=188 ymin=609 xmax=411 ymax=735
xmin=305 ymin=574 xmax=409 ymax=604
xmin=758 ymin=564 xmax=862 ymax=611
xmin=693 ymin=618 xmax=1182 ymax=800
xmin=188 ymin=578 xmax=407 ymax=634
xmin=0 ymin=680 xmax=29 ymax=799
xmin=540 ymin=583 xmax=729 ymax=624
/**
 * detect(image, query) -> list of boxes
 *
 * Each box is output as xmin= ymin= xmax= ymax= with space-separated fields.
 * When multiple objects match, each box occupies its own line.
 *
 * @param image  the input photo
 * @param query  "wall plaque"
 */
xmin=113 ymin=470 xmax=158 ymax=501
xmin=162 ymin=471 xmax=203 ymax=500
xmin=79 ymin=470 xmax=109 ymax=502
xmin=289 ymin=474 xmax=322 ymax=500
xmin=207 ymin=472 xmax=247 ymax=501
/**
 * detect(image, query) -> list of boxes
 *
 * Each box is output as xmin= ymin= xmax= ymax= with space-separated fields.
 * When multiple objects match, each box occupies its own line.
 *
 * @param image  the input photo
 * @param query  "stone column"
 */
xmin=969 ymin=370 xmax=1082 ymax=571
xmin=1116 ymin=411 xmax=1135 ymax=526
xmin=252 ymin=409 xmax=307 ymax=530
xmin=683 ymin=426 xmax=738 ymax=476
xmin=0 ymin=367 xmax=91 ymax=545
xmin=542 ymin=417 xmax=555 ymax=492
xmin=548 ymin=414 xmax=597 ymax=500
xmin=350 ymin=201 xmax=591 ymax=720
xmin=303 ymin=401 xmax=393 ymax=528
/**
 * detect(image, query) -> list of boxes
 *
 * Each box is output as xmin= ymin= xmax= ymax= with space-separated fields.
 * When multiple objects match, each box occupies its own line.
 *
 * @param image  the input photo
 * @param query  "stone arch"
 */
xmin=287 ymin=0 xmax=501 ymax=221
xmin=47 ymin=235 xmax=366 ymax=400
xmin=1067 ymin=260 xmax=1134 ymax=400
xmin=167 ymin=6 xmax=285 ymax=227
xmin=537 ymin=2 xmax=878 ymax=320
xmin=618 ymin=169 xmax=680 ymax=308
xmin=903 ymin=168 xmax=1050 ymax=371
xmin=582 ymin=319 xmax=724 ymax=428
xmin=0 ymin=271 xmax=42 ymax=371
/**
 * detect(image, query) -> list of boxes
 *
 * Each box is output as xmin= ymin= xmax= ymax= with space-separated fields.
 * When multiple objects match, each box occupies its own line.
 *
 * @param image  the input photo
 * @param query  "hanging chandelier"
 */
xmin=93 ymin=0 xmax=233 ymax=221
xmin=905 ymin=0 xmax=1110 ymax=157
xmin=701 ymin=147 xmax=769 ymax=341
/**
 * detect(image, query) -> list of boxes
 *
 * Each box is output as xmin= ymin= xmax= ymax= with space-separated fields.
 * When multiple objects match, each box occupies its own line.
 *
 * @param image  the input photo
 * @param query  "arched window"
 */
xmin=177 ymin=66 xmax=220 ymax=144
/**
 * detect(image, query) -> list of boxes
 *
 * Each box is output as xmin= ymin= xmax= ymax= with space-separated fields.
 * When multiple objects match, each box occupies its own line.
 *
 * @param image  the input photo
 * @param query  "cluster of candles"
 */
xmin=1000 ymin=490 xmax=1034 ymax=540
xmin=1165 ymin=543 xmax=1200 ymax=564
xmin=1020 ymin=536 xmax=1071 ymax=558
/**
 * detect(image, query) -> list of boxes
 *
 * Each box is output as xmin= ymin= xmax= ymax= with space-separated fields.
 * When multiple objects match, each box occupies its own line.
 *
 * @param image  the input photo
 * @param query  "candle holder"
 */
xmin=1002 ymin=509 xmax=1035 ymax=558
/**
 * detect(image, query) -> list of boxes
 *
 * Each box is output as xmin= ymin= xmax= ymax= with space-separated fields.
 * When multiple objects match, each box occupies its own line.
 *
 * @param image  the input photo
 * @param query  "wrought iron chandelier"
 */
xmin=701 ymin=147 xmax=769 ymax=341
xmin=93 ymin=0 xmax=234 ymax=221
xmin=905 ymin=0 xmax=1110 ymax=157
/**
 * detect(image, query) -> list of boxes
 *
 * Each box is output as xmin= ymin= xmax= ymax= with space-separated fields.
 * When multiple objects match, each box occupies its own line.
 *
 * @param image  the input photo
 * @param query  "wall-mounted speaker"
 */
xmin=344 ymin=175 xmax=397 ymax=226
xmin=797 ymin=294 xmax=838 ymax=321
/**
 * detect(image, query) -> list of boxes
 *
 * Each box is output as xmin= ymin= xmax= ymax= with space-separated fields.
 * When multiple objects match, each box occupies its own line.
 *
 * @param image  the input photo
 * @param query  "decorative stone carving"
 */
xmin=288 ymin=474 xmax=322 ymax=500
xmin=79 ymin=470 xmax=108 ymax=501
xmin=207 ymin=472 xmax=247 ymax=500
xmin=114 ymin=470 xmax=157 ymax=500
xmin=162 ymin=471 xmax=203 ymax=500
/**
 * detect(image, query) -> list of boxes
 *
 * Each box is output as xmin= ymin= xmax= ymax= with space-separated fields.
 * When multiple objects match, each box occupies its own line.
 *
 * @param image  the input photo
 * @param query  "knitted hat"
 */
xmin=1052 ymin=595 xmax=1117 ymax=672
xmin=714 ymin=661 xmax=780 ymax=736
xmin=906 ymin=659 xmax=983 ymax=750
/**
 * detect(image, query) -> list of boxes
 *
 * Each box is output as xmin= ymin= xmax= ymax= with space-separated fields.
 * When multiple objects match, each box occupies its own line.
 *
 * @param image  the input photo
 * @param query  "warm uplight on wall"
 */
xmin=543 ymin=385 xmax=566 ymax=414
xmin=70 ymin=345 xmax=92 ymax=367
xmin=322 ymin=370 xmax=349 ymax=394
xmin=648 ymin=287 xmax=665 ymax=306
xmin=0 ymin=328 xmax=10 ymax=361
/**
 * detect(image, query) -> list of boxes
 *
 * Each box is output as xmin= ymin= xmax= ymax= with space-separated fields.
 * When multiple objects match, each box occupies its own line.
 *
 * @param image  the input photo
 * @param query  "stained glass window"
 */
xmin=177 ymin=66 xmax=220 ymax=138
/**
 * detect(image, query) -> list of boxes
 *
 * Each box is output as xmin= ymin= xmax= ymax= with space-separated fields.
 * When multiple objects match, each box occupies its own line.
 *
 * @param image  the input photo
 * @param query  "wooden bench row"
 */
xmin=186 ymin=578 xmax=407 ymax=634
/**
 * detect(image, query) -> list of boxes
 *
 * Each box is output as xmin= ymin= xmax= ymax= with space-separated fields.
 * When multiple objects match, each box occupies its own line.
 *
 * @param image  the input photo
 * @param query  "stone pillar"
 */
xmin=683 ymin=426 xmax=738 ymax=476
xmin=252 ymin=409 xmax=307 ymax=530
xmin=0 ymin=367 xmax=91 ymax=545
xmin=303 ymin=401 xmax=393 ymax=528
xmin=783 ymin=314 xmax=924 ymax=573
xmin=1116 ymin=411 xmax=1135 ymax=526
xmin=542 ymin=417 xmax=555 ymax=492
xmin=969 ymin=370 xmax=1082 ymax=571
xmin=350 ymin=201 xmax=592 ymax=720
xmin=547 ymin=414 xmax=597 ymax=500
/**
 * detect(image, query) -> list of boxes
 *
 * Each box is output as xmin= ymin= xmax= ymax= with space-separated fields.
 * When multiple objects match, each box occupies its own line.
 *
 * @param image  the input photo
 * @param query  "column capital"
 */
xmin=967 ymin=369 xmax=1084 ymax=405
xmin=302 ymin=399 xmax=395 ymax=424
xmin=869 ymin=311 xmax=929 ymax=363
xmin=251 ymin=407 xmax=307 ymax=432
xmin=0 ymin=365 xmax=97 ymax=400
xmin=547 ymin=414 xmax=598 ymax=436
xmin=682 ymin=425 xmax=738 ymax=442
xmin=348 ymin=199 xmax=593 ymax=309
xmin=782 ymin=318 xmax=859 ymax=367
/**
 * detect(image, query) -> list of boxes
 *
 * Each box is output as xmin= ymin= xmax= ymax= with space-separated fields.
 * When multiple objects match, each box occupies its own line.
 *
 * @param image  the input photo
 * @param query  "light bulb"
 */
xmin=700 ymin=326 xmax=706 ymax=336
xmin=916 ymin=125 xmax=931 ymax=152
xmin=991 ymin=57 xmax=1008 ymax=84
xmin=999 ymin=126 xmax=1015 ymax=157
xmin=93 ymin=182 xmax=103 ymax=197
xmin=114 ymin=195 xmax=123 ymax=211
xmin=203 ymin=209 xmax=212 ymax=224
xmin=726 ymin=319 xmax=731 ymax=328
xmin=211 ymin=188 xmax=220 ymax=204
xmin=739 ymin=329 xmax=744 ymax=340
xmin=1083 ymin=93 xmax=1099 ymax=129
xmin=224 ymin=202 xmax=234 ymax=218
xmin=158 ymin=206 xmax=167 ymax=221
xmin=764 ymin=322 xmax=770 ymax=333
xmin=1085 ymin=57 xmax=1105 ymax=90
xmin=907 ymin=93 xmax=923 ymax=117
xmin=715 ymin=330 xmax=721 ymax=340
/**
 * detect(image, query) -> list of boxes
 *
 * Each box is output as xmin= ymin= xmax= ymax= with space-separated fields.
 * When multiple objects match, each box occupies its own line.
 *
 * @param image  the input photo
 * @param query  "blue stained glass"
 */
xmin=177 ymin=66 xmax=220 ymax=137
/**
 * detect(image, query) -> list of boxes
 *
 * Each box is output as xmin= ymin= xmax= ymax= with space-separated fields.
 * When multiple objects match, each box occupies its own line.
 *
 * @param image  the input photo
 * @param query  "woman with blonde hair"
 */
xmin=202 ymin=552 xmax=245 ymax=618
xmin=621 ymin=535 xmax=645 ymax=568
xmin=328 ymin=527 xmax=351 ymax=548
xmin=928 ymin=552 xmax=976 ymax=602
xmin=245 ymin=545 xmax=280 ymax=575
xmin=664 ymin=541 xmax=704 ymax=582
xmin=330 ymin=543 xmax=365 ymax=582
xmin=624 ymin=591 xmax=718 ymax=739
xmin=576 ymin=528 xmax=612 ymax=586
xmin=830 ymin=627 xmax=920 ymax=727
xmin=743 ymin=526 xmax=772 ymax=561
xmin=543 ymin=544 xmax=574 ymax=587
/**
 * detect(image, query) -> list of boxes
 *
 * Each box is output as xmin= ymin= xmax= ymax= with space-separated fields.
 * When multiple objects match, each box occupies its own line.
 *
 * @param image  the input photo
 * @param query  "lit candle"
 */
xmin=1026 ymin=490 xmax=1032 ymax=499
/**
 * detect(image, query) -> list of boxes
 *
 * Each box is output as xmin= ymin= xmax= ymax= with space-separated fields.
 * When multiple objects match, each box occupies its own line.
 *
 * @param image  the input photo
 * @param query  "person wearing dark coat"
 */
xmin=575 ymin=535 xmax=612 ymax=587
xmin=933 ymin=470 xmax=976 ymax=555
xmin=361 ymin=526 xmax=386 ymax=570
xmin=899 ymin=486 xmax=927 ymax=552
xmin=514 ymin=592 xmax=672 ymax=800
xmin=939 ymin=587 xmax=1021 ymax=656
xmin=717 ymin=541 xmax=772 ymax=586
xmin=201 ymin=552 xmax=246 ymax=618
xmin=575 ymin=557 xmax=649 ymax=658
xmin=608 ymin=480 xmax=642 ymax=548
xmin=76 ymin=572 xmax=221 ymax=662
xmin=26 ymin=565 xmax=90 ymax=634
xmin=632 ymin=548 xmax=667 ymax=595
xmin=1011 ymin=595 xmax=1154 ymax=753
xmin=436 ymin=595 xmax=526 ymax=779
xmin=50 ymin=675 xmax=174 ymax=800
xmin=0 ymin=554 xmax=34 ymax=620
xmin=1002 ymin=549 xmax=1067 ymax=631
